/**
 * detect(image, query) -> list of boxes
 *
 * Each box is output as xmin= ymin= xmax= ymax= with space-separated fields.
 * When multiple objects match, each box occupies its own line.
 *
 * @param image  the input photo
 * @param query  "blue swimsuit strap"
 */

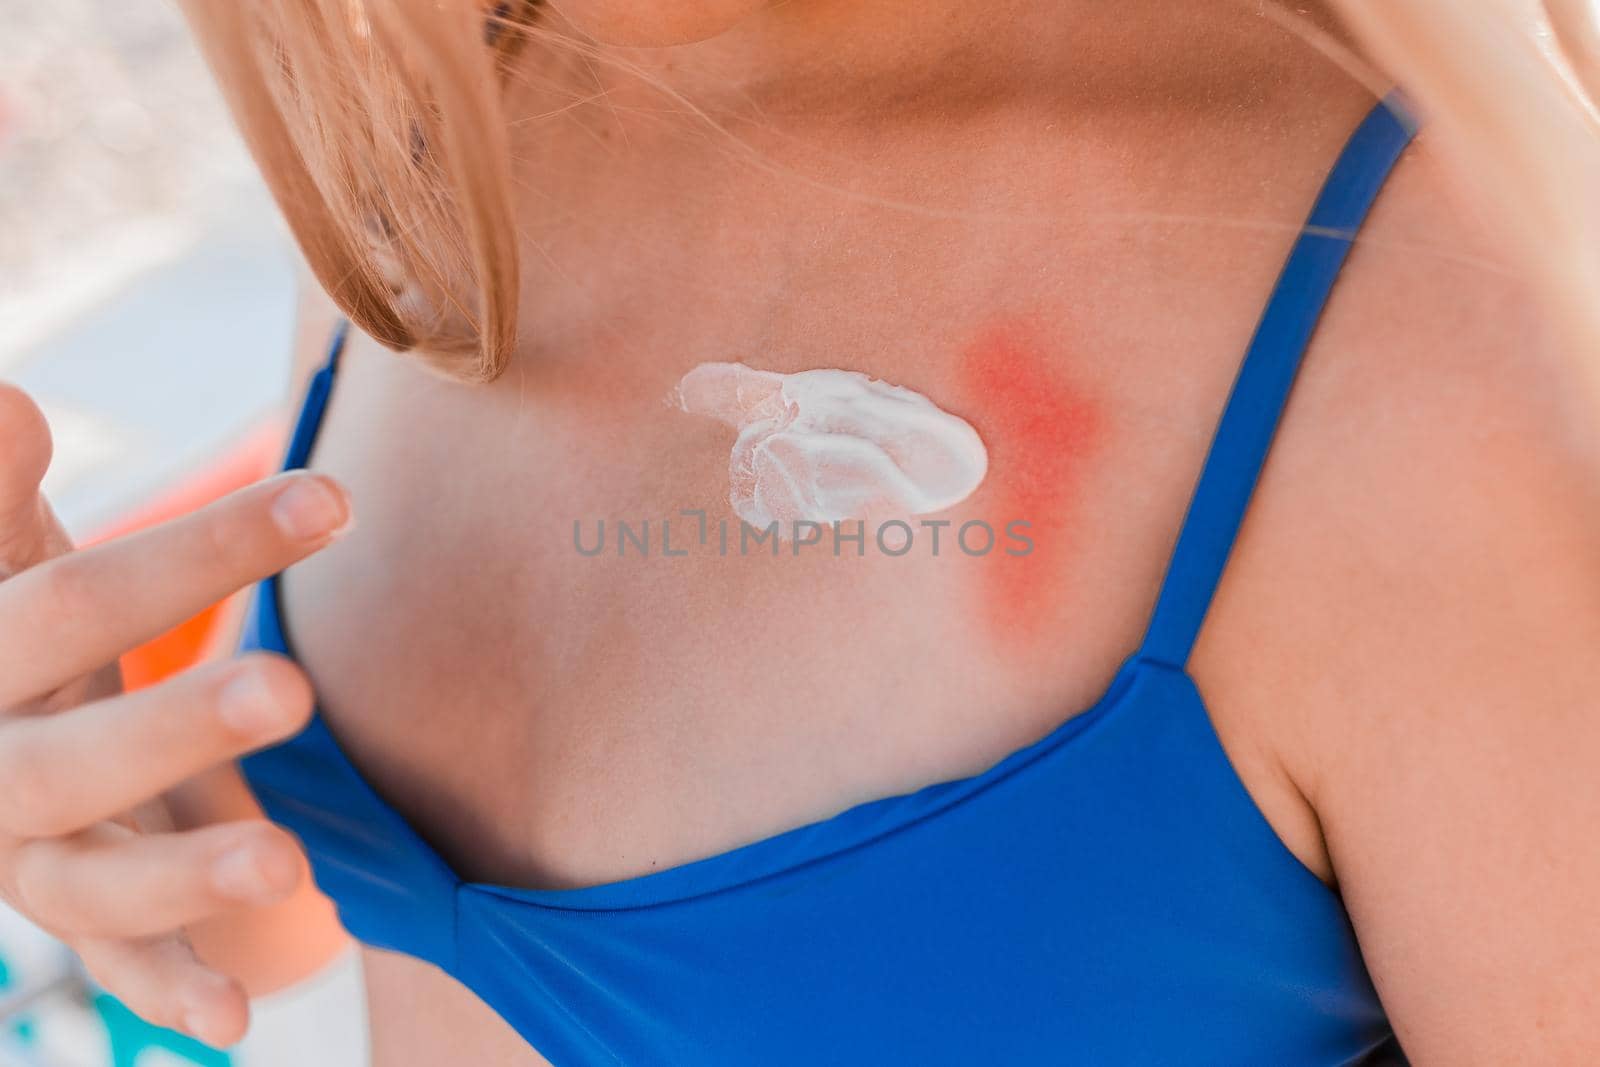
xmin=1137 ymin=92 xmax=1420 ymax=670
xmin=281 ymin=318 xmax=349 ymax=471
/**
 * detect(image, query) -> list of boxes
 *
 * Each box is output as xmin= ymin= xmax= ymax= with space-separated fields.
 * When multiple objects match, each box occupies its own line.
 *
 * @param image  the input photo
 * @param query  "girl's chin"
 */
xmin=554 ymin=0 xmax=770 ymax=46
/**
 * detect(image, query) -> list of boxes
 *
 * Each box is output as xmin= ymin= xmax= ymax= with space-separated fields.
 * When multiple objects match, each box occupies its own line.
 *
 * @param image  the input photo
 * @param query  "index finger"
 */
xmin=0 ymin=472 xmax=350 ymax=709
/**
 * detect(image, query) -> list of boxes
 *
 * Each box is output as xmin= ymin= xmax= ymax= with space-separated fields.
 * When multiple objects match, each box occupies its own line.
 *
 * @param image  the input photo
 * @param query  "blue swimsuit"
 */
xmin=240 ymin=94 xmax=1417 ymax=1065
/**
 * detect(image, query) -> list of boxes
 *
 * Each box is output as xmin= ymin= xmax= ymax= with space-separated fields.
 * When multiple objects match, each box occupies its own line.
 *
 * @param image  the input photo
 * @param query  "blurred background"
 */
xmin=1 ymin=1 xmax=367 ymax=1063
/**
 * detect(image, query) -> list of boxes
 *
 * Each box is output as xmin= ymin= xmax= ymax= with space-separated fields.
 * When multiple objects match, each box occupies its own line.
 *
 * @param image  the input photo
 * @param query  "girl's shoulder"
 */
xmin=1197 ymin=125 xmax=1600 ymax=1057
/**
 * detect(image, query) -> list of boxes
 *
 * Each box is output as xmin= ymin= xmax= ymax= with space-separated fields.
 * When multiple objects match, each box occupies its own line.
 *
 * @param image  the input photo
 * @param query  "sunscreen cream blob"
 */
xmin=673 ymin=362 xmax=988 ymax=531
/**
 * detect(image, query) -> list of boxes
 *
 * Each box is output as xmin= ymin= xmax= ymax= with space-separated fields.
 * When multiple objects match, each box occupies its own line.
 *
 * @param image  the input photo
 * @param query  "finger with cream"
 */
xmin=672 ymin=362 xmax=988 ymax=531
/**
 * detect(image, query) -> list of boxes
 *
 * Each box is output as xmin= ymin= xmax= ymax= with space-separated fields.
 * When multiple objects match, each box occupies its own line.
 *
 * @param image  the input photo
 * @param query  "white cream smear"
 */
xmin=673 ymin=362 xmax=988 ymax=531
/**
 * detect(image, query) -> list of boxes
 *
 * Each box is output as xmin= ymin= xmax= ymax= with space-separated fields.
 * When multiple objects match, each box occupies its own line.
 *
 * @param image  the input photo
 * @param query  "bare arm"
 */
xmin=1207 ymin=148 xmax=1600 ymax=1058
xmin=1185 ymin=128 xmax=1600 ymax=1060
xmin=1316 ymin=385 xmax=1600 ymax=1061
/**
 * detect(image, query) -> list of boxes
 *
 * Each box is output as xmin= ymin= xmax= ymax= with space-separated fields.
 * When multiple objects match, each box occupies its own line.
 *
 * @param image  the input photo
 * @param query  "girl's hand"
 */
xmin=0 ymin=384 xmax=349 ymax=1047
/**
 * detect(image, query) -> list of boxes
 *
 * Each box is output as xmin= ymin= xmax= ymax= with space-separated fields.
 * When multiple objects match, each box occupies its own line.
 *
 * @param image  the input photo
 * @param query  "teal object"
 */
xmin=0 ymin=952 xmax=36 ymax=1048
xmin=94 ymin=994 xmax=232 ymax=1067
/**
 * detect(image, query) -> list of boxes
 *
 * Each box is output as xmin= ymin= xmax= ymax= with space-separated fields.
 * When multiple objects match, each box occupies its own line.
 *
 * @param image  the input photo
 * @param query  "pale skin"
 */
xmin=2 ymin=0 xmax=1597 ymax=1063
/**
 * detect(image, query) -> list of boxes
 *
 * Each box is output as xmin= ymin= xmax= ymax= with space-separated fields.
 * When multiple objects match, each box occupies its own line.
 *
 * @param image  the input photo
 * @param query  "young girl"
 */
xmin=1 ymin=1 xmax=1597 ymax=1063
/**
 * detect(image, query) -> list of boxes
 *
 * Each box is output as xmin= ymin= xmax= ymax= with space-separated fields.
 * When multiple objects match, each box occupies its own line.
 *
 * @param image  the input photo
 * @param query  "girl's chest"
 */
xmin=274 ymin=134 xmax=1325 ymax=891
xmin=279 ymin=302 xmax=1222 ymax=893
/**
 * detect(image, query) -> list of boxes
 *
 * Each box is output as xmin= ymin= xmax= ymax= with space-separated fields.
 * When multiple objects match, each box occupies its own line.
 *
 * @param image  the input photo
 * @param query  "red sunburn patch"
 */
xmin=959 ymin=319 xmax=1103 ymax=647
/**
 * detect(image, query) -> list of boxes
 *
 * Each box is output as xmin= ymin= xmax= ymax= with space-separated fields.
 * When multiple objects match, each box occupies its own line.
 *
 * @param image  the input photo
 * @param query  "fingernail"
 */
xmin=269 ymin=476 xmax=350 ymax=541
xmin=211 ymin=843 xmax=279 ymax=904
xmin=218 ymin=667 xmax=290 ymax=736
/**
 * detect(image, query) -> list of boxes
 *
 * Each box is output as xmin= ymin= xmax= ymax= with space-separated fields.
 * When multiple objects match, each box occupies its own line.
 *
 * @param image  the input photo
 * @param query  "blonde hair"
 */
xmin=175 ymin=0 xmax=1600 ymax=383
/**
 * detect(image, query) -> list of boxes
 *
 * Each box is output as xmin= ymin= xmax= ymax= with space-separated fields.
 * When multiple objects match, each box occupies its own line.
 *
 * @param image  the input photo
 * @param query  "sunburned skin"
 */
xmin=672 ymin=362 xmax=989 ymax=531
xmin=960 ymin=319 xmax=1104 ymax=645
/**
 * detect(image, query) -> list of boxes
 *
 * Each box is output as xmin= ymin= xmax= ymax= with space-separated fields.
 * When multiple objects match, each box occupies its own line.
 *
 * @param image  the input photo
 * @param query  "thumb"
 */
xmin=0 ymin=384 xmax=74 ymax=579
